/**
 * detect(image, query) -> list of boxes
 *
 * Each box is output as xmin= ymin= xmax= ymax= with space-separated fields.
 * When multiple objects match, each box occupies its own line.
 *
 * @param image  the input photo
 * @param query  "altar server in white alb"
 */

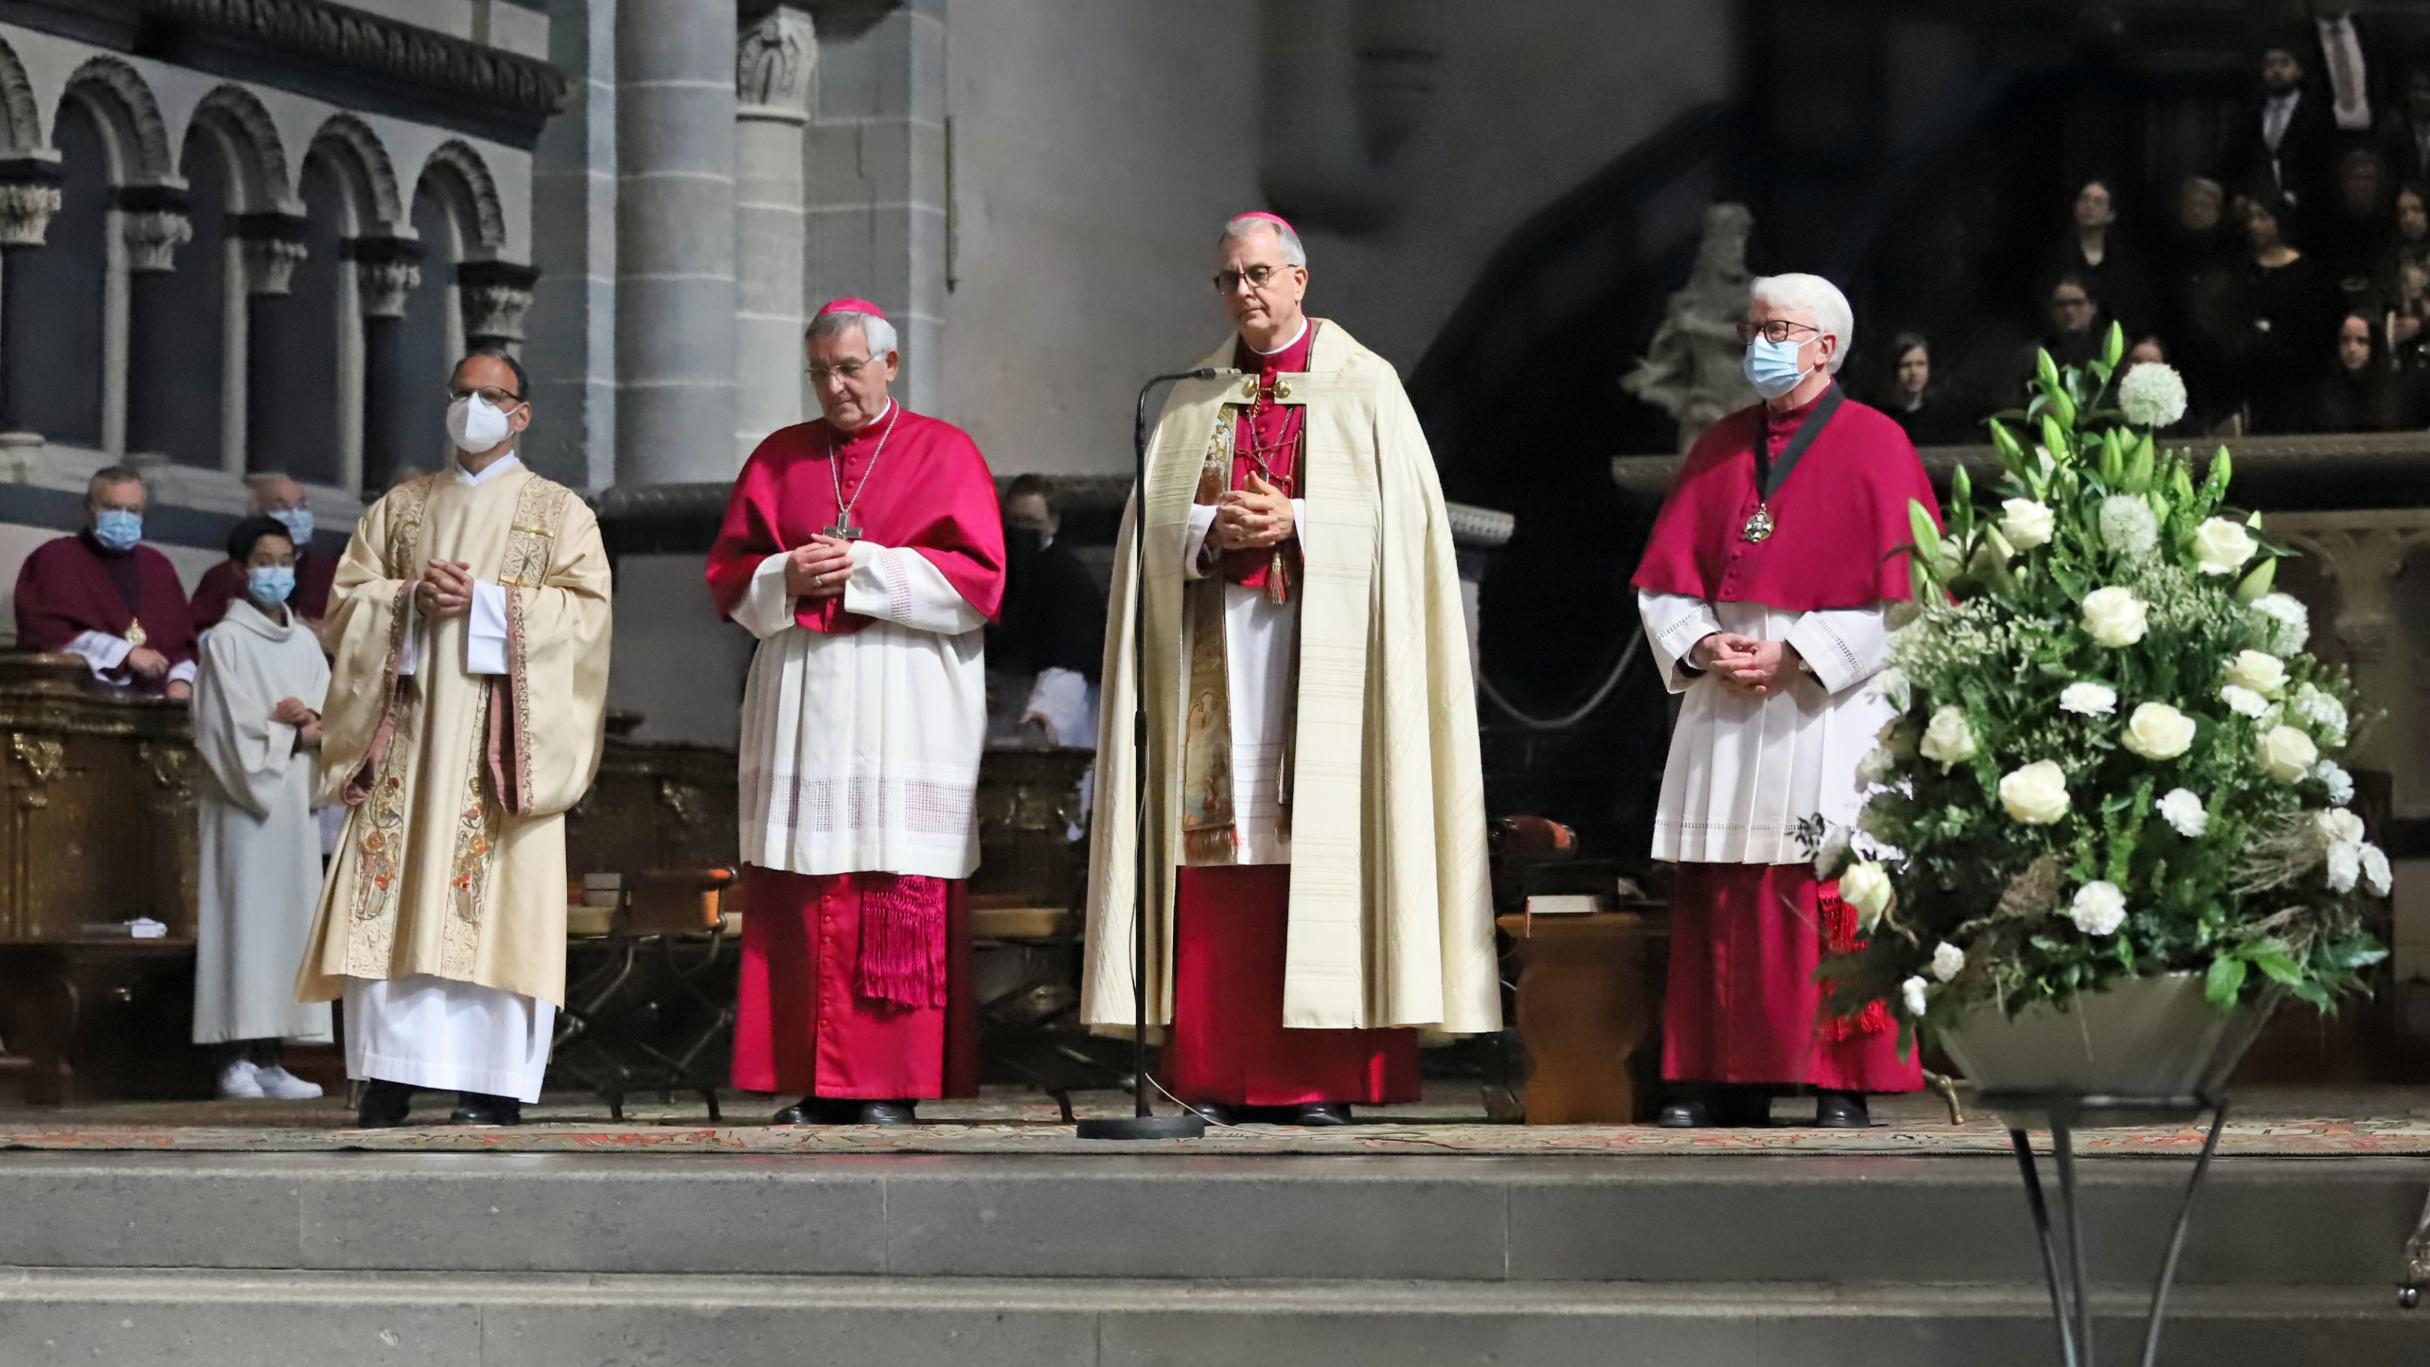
xmin=191 ymin=514 xmax=332 ymax=1100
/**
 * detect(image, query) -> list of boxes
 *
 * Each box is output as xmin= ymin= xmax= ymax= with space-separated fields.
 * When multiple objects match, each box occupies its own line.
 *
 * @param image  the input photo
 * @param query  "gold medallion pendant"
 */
xmin=125 ymin=617 xmax=148 ymax=648
xmin=1741 ymin=506 xmax=1775 ymax=544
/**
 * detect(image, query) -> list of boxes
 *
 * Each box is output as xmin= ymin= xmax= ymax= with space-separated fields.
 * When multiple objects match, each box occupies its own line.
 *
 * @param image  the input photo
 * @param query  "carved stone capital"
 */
xmin=121 ymin=210 xmax=193 ymax=274
xmin=233 ymin=212 xmax=311 ymax=297
xmin=457 ymin=260 xmax=539 ymax=346
xmin=737 ymin=6 xmax=817 ymax=116
xmin=0 ymin=179 xmax=62 ymax=249
xmin=347 ymin=236 xmax=425 ymax=319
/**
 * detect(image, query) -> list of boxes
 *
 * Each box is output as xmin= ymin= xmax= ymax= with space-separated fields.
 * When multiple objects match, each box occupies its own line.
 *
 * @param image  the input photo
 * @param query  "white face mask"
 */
xmin=446 ymin=393 xmax=514 ymax=454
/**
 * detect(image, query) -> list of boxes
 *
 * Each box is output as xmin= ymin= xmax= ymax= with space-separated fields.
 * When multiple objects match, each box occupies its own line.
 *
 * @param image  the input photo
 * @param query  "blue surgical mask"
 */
xmin=1742 ymin=335 xmax=1814 ymax=400
xmin=271 ymin=506 xmax=314 ymax=546
xmin=93 ymin=509 xmax=143 ymax=553
xmin=248 ymin=566 xmax=297 ymax=608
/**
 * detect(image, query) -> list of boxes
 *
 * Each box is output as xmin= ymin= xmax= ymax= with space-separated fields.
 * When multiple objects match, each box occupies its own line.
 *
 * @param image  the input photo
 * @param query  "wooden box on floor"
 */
xmin=1496 ymin=909 xmax=1670 ymax=1124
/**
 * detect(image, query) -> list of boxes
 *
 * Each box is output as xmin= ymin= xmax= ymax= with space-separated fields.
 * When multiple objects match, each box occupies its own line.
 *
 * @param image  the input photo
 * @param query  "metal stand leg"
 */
xmin=2401 ymin=1185 xmax=2430 ymax=1310
xmin=2010 ymin=1127 xmax=2083 ymax=1367
xmin=2139 ymin=1104 xmax=2227 ymax=1366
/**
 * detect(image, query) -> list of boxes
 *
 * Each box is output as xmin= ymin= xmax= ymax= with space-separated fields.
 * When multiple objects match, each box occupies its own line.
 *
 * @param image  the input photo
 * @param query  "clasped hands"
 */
xmin=1690 ymin=632 xmax=1801 ymax=695
xmin=784 ymin=535 xmax=856 ymax=600
xmin=273 ymin=696 xmax=323 ymax=748
xmin=1206 ymin=472 xmax=1293 ymax=552
xmin=416 ymin=559 xmax=477 ymax=617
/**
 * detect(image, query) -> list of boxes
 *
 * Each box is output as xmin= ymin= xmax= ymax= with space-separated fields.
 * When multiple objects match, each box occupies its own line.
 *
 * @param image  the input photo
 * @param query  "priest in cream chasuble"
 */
xmin=296 ymin=351 xmax=612 ymax=1127
xmin=1082 ymin=212 xmax=1499 ymax=1124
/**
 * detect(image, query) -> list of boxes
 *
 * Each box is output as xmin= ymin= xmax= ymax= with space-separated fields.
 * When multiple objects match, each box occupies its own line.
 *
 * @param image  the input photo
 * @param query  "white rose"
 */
xmin=1901 ymin=975 xmax=1931 ymax=1019
xmin=2069 ymin=881 xmax=2128 ymax=936
xmin=2225 ymin=650 xmax=2287 ymax=697
xmin=1869 ymin=667 xmax=1912 ymax=712
xmin=1857 ymin=746 xmax=1896 ymax=784
xmin=2314 ymin=808 xmax=2366 ymax=851
xmin=2326 ymin=842 xmax=2362 ymax=894
xmin=1839 ymin=860 xmax=1895 ymax=931
xmin=1998 ymin=760 xmax=2072 ymax=825
xmin=1999 ymin=499 xmax=2056 ymax=552
xmin=2219 ymin=684 xmax=2269 ymax=719
xmin=2258 ymin=725 xmax=2319 ymax=783
xmin=2059 ymin=682 xmax=2118 ymax=717
xmin=2314 ymin=761 xmax=2355 ymax=807
xmin=2117 ymin=361 xmax=2189 ymax=428
xmin=2157 ymin=788 xmax=2209 ymax=838
xmin=2251 ymin=593 xmax=2310 ymax=655
xmin=2191 ymin=517 xmax=2259 ymax=576
xmin=2098 ymin=496 xmax=2160 ymax=557
xmin=2081 ymin=586 xmax=2150 ymax=647
xmin=2361 ymin=844 xmax=2393 ymax=898
xmin=2121 ymin=701 xmax=2198 ymax=761
xmin=1919 ymin=706 xmax=1978 ymax=768
xmin=1930 ymin=941 xmax=1965 ymax=984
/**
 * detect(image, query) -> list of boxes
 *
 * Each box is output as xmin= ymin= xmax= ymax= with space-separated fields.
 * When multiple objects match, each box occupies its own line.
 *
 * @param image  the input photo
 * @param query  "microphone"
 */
xmin=1133 ymin=369 xmax=1242 ymax=461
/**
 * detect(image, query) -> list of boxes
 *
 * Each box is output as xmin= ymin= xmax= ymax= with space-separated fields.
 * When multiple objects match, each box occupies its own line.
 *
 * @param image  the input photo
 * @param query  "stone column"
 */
xmin=802 ymin=0 xmax=949 ymax=408
xmin=614 ymin=0 xmax=738 ymax=487
xmin=233 ymin=213 xmax=309 ymax=477
xmin=118 ymin=186 xmax=193 ymax=462
xmin=351 ymin=236 xmax=422 ymax=494
xmin=458 ymin=260 xmax=539 ymax=355
xmin=735 ymin=5 xmax=816 ymax=459
xmin=0 ymin=160 xmax=64 ymax=443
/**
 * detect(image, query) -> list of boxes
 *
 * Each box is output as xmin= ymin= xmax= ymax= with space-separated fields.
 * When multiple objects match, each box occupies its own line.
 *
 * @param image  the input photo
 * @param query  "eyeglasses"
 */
xmin=1213 ymin=263 xmax=1293 ymax=294
xmin=807 ymin=356 xmax=878 ymax=383
xmin=1736 ymin=320 xmax=1820 ymax=344
xmin=446 ymin=385 xmax=524 ymax=407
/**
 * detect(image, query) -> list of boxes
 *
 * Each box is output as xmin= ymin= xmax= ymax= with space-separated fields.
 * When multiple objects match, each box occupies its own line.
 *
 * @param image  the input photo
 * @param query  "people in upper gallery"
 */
xmin=2319 ymin=146 xmax=2398 ymax=307
xmin=12 ymin=466 xmax=199 ymax=700
xmin=2013 ymin=272 xmax=2108 ymax=396
xmin=1080 ymin=210 xmax=1498 ymax=1127
xmin=2221 ymin=35 xmax=2338 ymax=228
xmin=2159 ymin=175 xmax=2245 ymax=429
xmin=294 ymin=348 xmax=613 ymax=1129
xmin=988 ymin=473 xmax=1105 ymax=749
xmin=188 ymin=473 xmax=339 ymax=636
xmin=2300 ymin=3 xmax=2385 ymax=139
xmin=1632 ymin=272 xmax=1934 ymax=1130
xmin=1875 ymin=332 xmax=1974 ymax=447
xmin=2039 ymin=178 xmax=2153 ymax=337
xmin=706 ymin=297 xmax=1004 ymax=1129
xmin=2388 ymin=255 xmax=2430 ymax=372
xmin=2314 ymin=308 xmax=2428 ymax=432
xmin=2234 ymin=190 xmax=2340 ymax=433
xmin=2379 ymin=65 xmax=2430 ymax=184
xmin=191 ymin=514 xmax=331 ymax=1102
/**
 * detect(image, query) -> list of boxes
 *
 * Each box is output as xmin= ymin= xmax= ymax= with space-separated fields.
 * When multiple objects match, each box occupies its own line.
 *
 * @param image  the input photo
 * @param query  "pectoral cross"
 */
xmin=823 ymin=519 xmax=861 ymax=541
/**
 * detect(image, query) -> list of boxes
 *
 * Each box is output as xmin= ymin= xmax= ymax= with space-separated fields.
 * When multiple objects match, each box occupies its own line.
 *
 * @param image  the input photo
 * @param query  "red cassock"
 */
xmin=1161 ymin=325 xmax=1422 ymax=1108
xmin=13 ymin=533 xmax=199 ymax=694
xmin=189 ymin=550 xmax=339 ymax=634
xmin=1634 ymin=388 xmax=1940 ymax=1094
xmin=708 ymin=406 xmax=1004 ymax=1102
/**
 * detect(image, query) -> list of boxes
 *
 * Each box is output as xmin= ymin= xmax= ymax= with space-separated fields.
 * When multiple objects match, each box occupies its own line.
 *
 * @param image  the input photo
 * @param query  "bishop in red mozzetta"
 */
xmin=1632 ymin=272 xmax=1939 ymax=1129
xmin=707 ymin=296 xmax=1005 ymax=1127
xmin=14 ymin=466 xmax=199 ymax=699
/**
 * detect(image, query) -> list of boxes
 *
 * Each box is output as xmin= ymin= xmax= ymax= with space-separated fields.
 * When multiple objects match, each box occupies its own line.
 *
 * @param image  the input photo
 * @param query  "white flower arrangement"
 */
xmin=2080 ymin=586 xmax=2150 ymax=647
xmin=1999 ymin=499 xmax=2056 ymax=551
xmin=1919 ymin=706 xmax=1978 ymax=767
xmin=2116 ymin=359 xmax=2189 ymax=428
xmin=2190 ymin=517 xmax=2259 ymax=577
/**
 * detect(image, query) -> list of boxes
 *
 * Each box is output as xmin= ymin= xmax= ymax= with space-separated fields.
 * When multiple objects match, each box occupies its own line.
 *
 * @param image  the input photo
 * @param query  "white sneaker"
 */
xmin=253 ymin=1065 xmax=325 ymax=1101
xmin=217 ymin=1060 xmax=266 ymax=1100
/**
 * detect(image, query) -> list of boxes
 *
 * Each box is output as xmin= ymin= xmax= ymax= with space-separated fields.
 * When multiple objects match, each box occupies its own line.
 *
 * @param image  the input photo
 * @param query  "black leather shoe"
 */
xmin=856 ymin=1100 xmax=918 ymax=1126
xmin=1291 ymin=1102 xmax=1352 ymax=1127
xmin=1813 ymin=1091 xmax=1871 ymax=1129
xmin=356 ymin=1080 xmax=413 ymax=1128
xmin=1185 ymin=1101 xmax=1236 ymax=1126
xmin=446 ymin=1092 xmax=524 ymax=1127
xmin=771 ymin=1096 xmax=851 ymax=1126
xmin=1657 ymin=1098 xmax=1709 ymax=1129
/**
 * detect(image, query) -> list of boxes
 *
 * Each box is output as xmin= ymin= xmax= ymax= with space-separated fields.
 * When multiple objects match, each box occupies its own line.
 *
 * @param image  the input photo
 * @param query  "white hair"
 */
xmin=1221 ymin=214 xmax=1307 ymax=267
xmin=807 ymin=309 xmax=898 ymax=358
xmin=1750 ymin=272 xmax=1854 ymax=373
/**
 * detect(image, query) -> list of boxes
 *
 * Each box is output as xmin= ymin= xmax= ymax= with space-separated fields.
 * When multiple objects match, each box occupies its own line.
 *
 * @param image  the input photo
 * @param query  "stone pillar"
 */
xmin=614 ymin=0 xmax=738 ymax=487
xmin=351 ymin=236 xmax=423 ymax=494
xmin=735 ymin=5 xmax=816 ymax=458
xmin=802 ymin=0 xmax=949 ymax=408
xmin=458 ymin=260 xmax=539 ymax=355
xmin=0 ymin=160 xmax=64 ymax=442
xmin=234 ymin=213 xmax=309 ymax=477
xmin=118 ymin=186 xmax=193 ymax=462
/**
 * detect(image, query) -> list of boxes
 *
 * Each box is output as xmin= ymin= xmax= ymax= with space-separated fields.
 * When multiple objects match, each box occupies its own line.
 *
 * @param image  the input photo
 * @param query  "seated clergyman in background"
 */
xmin=191 ymin=514 xmax=332 ymax=1101
xmin=189 ymin=474 xmax=339 ymax=635
xmin=13 ymin=467 xmax=198 ymax=700
xmin=988 ymin=474 xmax=1105 ymax=748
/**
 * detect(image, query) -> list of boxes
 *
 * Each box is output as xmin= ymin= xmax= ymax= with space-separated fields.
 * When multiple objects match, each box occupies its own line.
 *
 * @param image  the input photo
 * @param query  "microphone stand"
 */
xmin=1077 ymin=367 xmax=1231 ymax=1141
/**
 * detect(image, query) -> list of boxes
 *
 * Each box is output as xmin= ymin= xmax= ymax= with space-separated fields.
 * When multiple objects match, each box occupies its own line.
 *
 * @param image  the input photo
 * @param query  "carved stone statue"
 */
xmin=1623 ymin=202 xmax=1759 ymax=452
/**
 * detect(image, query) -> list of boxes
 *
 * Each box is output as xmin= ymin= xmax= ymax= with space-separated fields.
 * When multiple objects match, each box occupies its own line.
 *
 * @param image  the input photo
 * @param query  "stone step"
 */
xmin=3 ymin=1151 xmax=2419 ymax=1289
xmin=0 ymin=1267 xmax=2413 ymax=1367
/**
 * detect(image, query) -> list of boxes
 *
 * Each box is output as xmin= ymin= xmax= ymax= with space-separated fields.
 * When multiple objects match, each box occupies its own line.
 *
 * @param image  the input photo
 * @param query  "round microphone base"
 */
xmin=1076 ymin=1113 xmax=1209 ymax=1141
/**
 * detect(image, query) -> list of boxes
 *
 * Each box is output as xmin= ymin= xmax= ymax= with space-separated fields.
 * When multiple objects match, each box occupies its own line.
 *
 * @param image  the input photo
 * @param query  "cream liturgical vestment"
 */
xmin=192 ymin=598 xmax=332 ymax=1047
xmin=1082 ymin=321 xmax=1498 ymax=1036
xmin=295 ymin=456 xmax=611 ymax=1100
